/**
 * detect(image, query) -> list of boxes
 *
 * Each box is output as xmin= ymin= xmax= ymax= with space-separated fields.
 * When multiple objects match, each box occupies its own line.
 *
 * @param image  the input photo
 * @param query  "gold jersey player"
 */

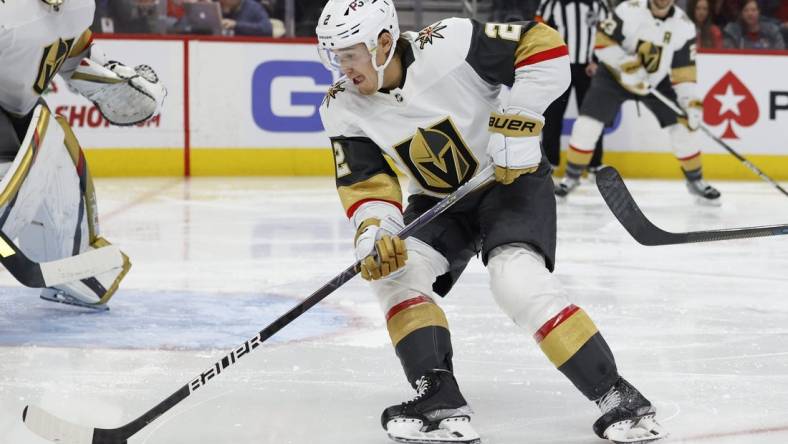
xmin=554 ymin=0 xmax=721 ymax=203
xmin=316 ymin=1 xmax=666 ymax=443
xmin=0 ymin=0 xmax=165 ymax=309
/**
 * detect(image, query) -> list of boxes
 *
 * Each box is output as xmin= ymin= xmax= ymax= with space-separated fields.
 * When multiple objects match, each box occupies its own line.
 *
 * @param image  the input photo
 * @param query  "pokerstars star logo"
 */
xmin=703 ymin=71 xmax=759 ymax=139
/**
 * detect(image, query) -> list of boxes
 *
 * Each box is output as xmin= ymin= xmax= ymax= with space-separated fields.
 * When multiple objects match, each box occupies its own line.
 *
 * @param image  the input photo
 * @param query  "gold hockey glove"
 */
xmin=488 ymin=111 xmax=543 ymax=185
xmin=354 ymin=218 xmax=408 ymax=281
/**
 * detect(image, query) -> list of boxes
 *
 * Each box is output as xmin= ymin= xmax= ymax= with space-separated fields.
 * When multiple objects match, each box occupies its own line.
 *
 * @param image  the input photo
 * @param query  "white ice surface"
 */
xmin=1 ymin=175 xmax=787 ymax=444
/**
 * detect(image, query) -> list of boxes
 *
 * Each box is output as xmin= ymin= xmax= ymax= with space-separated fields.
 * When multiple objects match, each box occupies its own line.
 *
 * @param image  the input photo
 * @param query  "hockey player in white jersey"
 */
xmin=316 ymin=1 xmax=666 ymax=443
xmin=554 ymin=0 xmax=721 ymax=203
xmin=0 ymin=0 xmax=166 ymax=309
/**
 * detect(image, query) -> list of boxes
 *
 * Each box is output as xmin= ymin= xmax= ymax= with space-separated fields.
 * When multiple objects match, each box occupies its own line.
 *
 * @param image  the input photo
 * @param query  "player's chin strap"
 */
xmin=373 ymin=41 xmax=398 ymax=91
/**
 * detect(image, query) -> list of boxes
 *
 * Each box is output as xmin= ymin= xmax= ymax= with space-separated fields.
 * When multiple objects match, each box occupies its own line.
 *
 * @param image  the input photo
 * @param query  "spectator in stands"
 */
xmin=167 ymin=0 xmax=192 ymax=19
xmin=723 ymin=0 xmax=785 ymax=49
xmin=217 ymin=0 xmax=274 ymax=36
xmin=93 ymin=0 xmax=164 ymax=34
xmin=716 ymin=0 xmax=743 ymax=26
xmin=165 ymin=0 xmax=212 ymax=34
xmin=758 ymin=0 xmax=780 ymax=20
xmin=690 ymin=0 xmax=724 ymax=48
xmin=757 ymin=0 xmax=788 ymax=43
xmin=269 ymin=0 xmax=323 ymax=36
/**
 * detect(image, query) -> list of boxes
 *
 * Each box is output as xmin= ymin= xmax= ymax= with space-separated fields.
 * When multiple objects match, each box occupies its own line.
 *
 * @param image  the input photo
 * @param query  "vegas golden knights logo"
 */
xmin=394 ymin=118 xmax=478 ymax=194
xmin=34 ymin=38 xmax=75 ymax=94
xmin=636 ymin=40 xmax=663 ymax=74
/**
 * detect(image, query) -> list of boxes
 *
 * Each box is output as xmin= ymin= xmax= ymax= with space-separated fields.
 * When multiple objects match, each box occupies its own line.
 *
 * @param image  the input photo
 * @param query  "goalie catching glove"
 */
xmin=354 ymin=217 xmax=407 ymax=281
xmin=487 ymin=110 xmax=544 ymax=185
xmin=68 ymin=59 xmax=166 ymax=126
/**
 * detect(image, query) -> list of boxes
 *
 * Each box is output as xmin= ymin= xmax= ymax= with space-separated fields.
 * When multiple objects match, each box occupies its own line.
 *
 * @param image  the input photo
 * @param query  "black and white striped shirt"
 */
xmin=536 ymin=0 xmax=610 ymax=65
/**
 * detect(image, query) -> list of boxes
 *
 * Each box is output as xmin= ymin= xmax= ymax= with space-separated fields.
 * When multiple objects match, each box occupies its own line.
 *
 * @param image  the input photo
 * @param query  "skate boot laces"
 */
xmin=405 ymin=376 xmax=432 ymax=406
xmin=597 ymin=386 xmax=623 ymax=414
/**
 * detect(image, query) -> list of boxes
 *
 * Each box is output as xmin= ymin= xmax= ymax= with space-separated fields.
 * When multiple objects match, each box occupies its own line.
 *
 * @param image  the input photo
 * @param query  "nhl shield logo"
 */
xmin=394 ymin=118 xmax=478 ymax=193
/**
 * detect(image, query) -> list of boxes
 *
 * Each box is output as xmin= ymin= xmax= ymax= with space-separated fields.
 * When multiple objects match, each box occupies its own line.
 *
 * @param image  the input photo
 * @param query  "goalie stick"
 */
xmin=595 ymin=166 xmax=788 ymax=246
xmin=0 ymin=229 xmax=124 ymax=289
xmin=649 ymin=88 xmax=788 ymax=198
xmin=22 ymin=164 xmax=497 ymax=444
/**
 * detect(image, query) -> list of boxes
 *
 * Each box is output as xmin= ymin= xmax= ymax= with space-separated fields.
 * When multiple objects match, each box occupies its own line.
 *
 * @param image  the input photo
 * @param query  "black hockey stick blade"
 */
xmin=0 ymin=229 xmax=46 ymax=287
xmin=595 ymin=166 xmax=788 ymax=246
xmin=22 ymin=165 xmax=496 ymax=444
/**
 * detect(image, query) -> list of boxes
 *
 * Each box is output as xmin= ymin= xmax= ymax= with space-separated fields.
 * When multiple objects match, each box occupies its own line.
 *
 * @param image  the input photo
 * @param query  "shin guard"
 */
xmin=535 ymin=305 xmax=619 ymax=399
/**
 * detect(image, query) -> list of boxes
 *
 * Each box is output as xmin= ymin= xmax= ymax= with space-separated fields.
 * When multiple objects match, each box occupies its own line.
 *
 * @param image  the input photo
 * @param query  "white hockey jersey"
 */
xmin=595 ymin=0 xmax=697 ymax=86
xmin=320 ymin=18 xmax=569 ymax=219
xmin=0 ymin=0 xmax=94 ymax=115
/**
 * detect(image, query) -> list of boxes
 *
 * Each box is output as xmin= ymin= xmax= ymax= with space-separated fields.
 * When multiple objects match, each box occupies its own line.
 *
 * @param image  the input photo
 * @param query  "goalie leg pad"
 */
xmin=0 ymin=104 xmax=129 ymax=305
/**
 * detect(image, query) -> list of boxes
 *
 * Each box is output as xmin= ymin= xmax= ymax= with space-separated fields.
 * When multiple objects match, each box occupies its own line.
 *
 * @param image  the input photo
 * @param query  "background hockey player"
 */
xmin=316 ymin=1 xmax=666 ymax=443
xmin=554 ymin=0 xmax=721 ymax=203
xmin=0 ymin=0 xmax=166 ymax=309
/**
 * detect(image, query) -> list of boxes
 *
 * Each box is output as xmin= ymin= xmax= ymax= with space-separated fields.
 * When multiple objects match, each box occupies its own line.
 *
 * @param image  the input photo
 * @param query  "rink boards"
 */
xmin=43 ymin=35 xmax=788 ymax=179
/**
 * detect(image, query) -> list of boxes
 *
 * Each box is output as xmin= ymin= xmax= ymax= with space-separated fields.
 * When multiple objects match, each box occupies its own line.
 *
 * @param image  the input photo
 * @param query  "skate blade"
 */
xmin=389 ymin=434 xmax=481 ymax=444
xmin=605 ymin=414 xmax=667 ymax=444
xmin=387 ymin=416 xmax=481 ymax=444
xmin=40 ymin=292 xmax=109 ymax=311
xmin=693 ymin=195 xmax=722 ymax=207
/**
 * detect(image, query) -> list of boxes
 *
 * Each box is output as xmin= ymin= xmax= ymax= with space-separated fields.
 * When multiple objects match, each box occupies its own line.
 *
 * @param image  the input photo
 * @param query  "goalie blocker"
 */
xmin=0 ymin=104 xmax=130 ymax=309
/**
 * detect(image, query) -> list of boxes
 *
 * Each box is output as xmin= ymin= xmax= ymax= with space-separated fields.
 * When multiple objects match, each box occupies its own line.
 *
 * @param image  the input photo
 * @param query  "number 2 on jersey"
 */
xmin=484 ymin=23 xmax=523 ymax=41
xmin=333 ymin=142 xmax=351 ymax=178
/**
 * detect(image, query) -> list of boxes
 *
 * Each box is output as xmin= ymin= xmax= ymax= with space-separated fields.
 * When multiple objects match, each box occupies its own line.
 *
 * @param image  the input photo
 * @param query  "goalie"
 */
xmin=0 ymin=0 xmax=166 ymax=309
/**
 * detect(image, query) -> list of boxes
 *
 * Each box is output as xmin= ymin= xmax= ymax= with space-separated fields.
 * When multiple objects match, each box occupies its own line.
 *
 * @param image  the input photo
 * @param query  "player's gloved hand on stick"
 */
xmin=616 ymin=57 xmax=650 ymax=96
xmin=487 ymin=109 xmax=543 ymax=185
xmin=678 ymin=96 xmax=703 ymax=131
xmin=354 ymin=217 xmax=407 ymax=281
xmin=490 ymin=135 xmax=540 ymax=185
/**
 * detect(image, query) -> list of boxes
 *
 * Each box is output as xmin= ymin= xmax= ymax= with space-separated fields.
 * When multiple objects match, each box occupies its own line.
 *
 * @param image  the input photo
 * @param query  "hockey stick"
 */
xmin=0 ymin=229 xmax=124 ymax=288
xmin=650 ymin=88 xmax=788 ymax=198
xmin=596 ymin=165 xmax=788 ymax=245
xmin=22 ymin=164 xmax=497 ymax=444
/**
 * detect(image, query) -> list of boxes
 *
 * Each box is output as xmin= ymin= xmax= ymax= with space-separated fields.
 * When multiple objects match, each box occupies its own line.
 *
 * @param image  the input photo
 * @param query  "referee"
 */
xmin=536 ymin=0 xmax=610 ymax=177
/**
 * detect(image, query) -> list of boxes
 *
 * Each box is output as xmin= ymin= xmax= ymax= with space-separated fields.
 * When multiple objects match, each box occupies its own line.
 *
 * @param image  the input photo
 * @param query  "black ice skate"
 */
xmin=686 ymin=178 xmax=721 ymax=206
xmin=593 ymin=377 xmax=667 ymax=444
xmin=382 ymin=369 xmax=480 ymax=444
xmin=554 ymin=176 xmax=581 ymax=197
